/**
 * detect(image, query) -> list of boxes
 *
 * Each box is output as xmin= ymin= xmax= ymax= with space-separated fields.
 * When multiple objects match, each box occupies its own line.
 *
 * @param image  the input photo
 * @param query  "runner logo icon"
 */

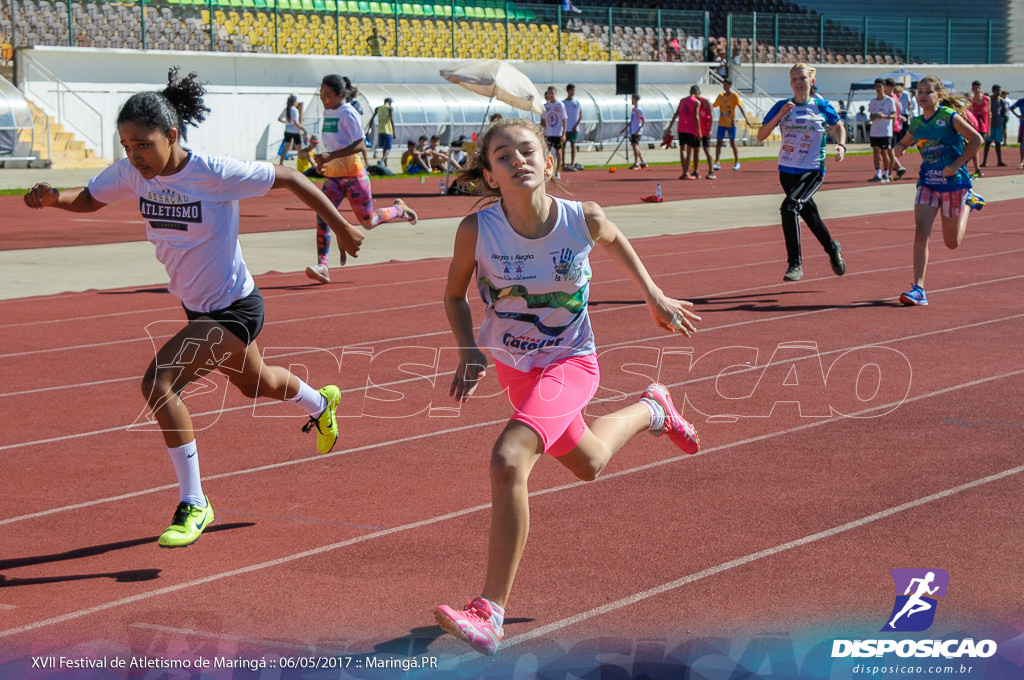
xmin=881 ymin=568 xmax=949 ymax=632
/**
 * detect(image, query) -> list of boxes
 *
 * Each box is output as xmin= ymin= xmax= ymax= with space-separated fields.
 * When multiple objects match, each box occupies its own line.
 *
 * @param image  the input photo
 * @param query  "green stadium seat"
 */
xmin=411 ymin=3 xmax=424 ymax=15
xmin=435 ymin=3 xmax=451 ymax=17
xmin=482 ymin=6 xmax=495 ymax=18
xmin=422 ymin=3 xmax=435 ymax=16
xmin=492 ymin=6 xmax=505 ymax=19
xmin=302 ymin=0 xmax=315 ymax=10
xmin=241 ymin=0 xmax=256 ymax=7
xmin=400 ymin=2 xmax=413 ymax=15
xmin=453 ymin=5 xmax=465 ymax=17
xmin=346 ymin=0 xmax=359 ymax=12
xmin=358 ymin=0 xmax=371 ymax=13
xmin=325 ymin=0 xmax=337 ymax=11
xmin=368 ymin=1 xmax=382 ymax=13
xmin=313 ymin=0 xmax=326 ymax=9
xmin=379 ymin=1 xmax=395 ymax=14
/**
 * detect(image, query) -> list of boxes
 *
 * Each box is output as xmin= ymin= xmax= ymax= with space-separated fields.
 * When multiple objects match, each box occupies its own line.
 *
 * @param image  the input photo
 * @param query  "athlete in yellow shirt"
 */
xmin=713 ymin=79 xmax=752 ymax=171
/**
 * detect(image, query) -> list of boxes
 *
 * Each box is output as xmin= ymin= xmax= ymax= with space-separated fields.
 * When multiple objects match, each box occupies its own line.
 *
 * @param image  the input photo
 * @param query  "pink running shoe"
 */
xmin=434 ymin=597 xmax=504 ymax=655
xmin=641 ymin=383 xmax=701 ymax=454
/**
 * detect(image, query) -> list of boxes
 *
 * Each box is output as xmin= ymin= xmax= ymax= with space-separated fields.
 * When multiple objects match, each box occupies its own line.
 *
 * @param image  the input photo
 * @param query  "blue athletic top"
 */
xmin=909 ymin=106 xmax=972 ymax=192
xmin=763 ymin=97 xmax=841 ymax=175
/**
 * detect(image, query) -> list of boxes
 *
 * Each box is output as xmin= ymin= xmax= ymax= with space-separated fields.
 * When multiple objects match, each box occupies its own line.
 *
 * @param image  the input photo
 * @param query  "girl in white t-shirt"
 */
xmin=23 ymin=68 xmax=366 ymax=549
xmin=304 ymin=74 xmax=418 ymax=285
xmin=434 ymin=118 xmax=702 ymax=656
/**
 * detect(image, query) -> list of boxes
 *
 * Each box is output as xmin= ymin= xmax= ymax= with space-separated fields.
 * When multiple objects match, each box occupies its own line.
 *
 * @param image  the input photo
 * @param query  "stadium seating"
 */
xmin=0 ymin=0 xmax=904 ymax=65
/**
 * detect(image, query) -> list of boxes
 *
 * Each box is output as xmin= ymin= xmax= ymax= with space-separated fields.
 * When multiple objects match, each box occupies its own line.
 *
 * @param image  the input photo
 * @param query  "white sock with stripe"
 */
xmin=291 ymin=379 xmax=328 ymax=416
xmin=167 ymin=440 xmax=205 ymax=507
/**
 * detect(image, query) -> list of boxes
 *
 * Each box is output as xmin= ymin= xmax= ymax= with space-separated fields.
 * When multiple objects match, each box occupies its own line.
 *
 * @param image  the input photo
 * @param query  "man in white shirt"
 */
xmin=542 ymin=86 xmax=568 ymax=179
xmin=562 ymin=83 xmax=583 ymax=171
xmin=868 ymin=79 xmax=896 ymax=182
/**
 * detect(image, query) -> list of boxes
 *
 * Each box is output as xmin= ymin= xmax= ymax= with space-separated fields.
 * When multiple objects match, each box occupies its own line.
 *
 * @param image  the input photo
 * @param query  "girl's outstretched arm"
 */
xmin=23 ymin=183 xmax=106 ymax=212
xmin=583 ymin=201 xmax=700 ymax=336
xmin=444 ymin=214 xmax=488 ymax=401
xmin=272 ymin=165 xmax=364 ymax=258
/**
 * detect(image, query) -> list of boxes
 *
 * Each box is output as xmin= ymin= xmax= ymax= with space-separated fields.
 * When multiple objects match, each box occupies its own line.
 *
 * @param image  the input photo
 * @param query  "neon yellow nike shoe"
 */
xmin=158 ymin=497 xmax=214 ymax=548
xmin=302 ymin=385 xmax=341 ymax=454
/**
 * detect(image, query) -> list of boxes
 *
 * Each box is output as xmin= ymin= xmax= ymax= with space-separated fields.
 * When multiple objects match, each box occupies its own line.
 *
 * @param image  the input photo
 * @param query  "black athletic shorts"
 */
xmin=183 ymin=287 xmax=265 ymax=346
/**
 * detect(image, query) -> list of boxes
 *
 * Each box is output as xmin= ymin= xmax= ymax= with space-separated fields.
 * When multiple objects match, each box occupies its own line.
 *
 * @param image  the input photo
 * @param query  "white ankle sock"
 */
xmin=483 ymin=598 xmax=505 ymax=629
xmin=291 ymin=380 xmax=328 ymax=416
xmin=639 ymin=397 xmax=666 ymax=433
xmin=167 ymin=440 xmax=205 ymax=507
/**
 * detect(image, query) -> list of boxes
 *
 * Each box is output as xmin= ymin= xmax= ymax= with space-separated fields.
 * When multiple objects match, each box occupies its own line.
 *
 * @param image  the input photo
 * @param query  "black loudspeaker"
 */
xmin=615 ymin=63 xmax=638 ymax=96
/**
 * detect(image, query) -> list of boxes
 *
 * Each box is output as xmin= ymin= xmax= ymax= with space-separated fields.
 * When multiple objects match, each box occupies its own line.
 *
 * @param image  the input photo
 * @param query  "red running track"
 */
xmin=1 ymin=176 xmax=1023 ymax=679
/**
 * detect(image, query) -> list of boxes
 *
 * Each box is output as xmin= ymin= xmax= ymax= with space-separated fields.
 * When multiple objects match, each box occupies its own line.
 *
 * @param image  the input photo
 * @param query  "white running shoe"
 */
xmin=305 ymin=264 xmax=330 ymax=284
xmin=394 ymin=199 xmax=418 ymax=225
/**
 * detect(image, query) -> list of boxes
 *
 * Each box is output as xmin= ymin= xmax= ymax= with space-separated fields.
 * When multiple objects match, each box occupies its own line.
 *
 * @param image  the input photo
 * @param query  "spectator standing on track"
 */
xmin=667 ymin=85 xmax=701 ymax=179
xmin=22 ymin=68 xmax=363 ymax=548
xmin=885 ymin=79 xmax=908 ymax=180
xmin=541 ymin=86 xmax=568 ymax=180
xmin=894 ymin=76 xmax=985 ymax=306
xmin=982 ymin=83 xmax=1008 ymax=168
xmin=562 ymin=83 xmax=583 ymax=171
xmin=433 ymin=117 xmax=701 ymax=657
xmin=697 ymin=89 xmax=715 ymax=178
xmin=304 ymin=74 xmax=418 ymax=284
xmin=854 ymin=105 xmax=868 ymax=144
xmin=621 ymin=93 xmax=648 ymax=170
xmin=712 ymin=79 xmax=751 ymax=172
xmin=277 ymin=94 xmax=306 ymax=165
xmin=757 ymin=62 xmax=848 ymax=283
xmin=968 ymin=81 xmax=990 ymax=177
xmin=1010 ymin=94 xmax=1024 ymax=169
xmin=367 ymin=97 xmax=394 ymax=168
xmin=868 ymin=78 xmax=896 ymax=183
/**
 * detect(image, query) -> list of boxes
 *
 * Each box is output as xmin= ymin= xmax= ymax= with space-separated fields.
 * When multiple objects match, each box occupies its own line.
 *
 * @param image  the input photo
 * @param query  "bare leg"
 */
xmin=911 ymin=203 xmax=938 ymax=287
xmin=480 ymin=402 xmax=651 ymax=608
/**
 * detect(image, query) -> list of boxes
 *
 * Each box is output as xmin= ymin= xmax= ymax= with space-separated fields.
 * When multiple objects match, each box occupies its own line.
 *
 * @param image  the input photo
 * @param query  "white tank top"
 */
xmin=475 ymin=196 xmax=596 ymax=371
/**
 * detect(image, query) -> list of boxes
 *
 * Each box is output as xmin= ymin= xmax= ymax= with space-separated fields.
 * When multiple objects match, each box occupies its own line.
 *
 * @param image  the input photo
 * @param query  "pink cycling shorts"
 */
xmin=494 ymin=353 xmax=600 ymax=457
xmin=915 ymin=185 xmax=967 ymax=219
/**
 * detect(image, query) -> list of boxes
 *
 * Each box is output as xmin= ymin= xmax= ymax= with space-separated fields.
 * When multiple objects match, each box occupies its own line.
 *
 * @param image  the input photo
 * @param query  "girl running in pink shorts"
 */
xmin=434 ymin=118 xmax=703 ymax=656
xmin=893 ymin=76 xmax=984 ymax=306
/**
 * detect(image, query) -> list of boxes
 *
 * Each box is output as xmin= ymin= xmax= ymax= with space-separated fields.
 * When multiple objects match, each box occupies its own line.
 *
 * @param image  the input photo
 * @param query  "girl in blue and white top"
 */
xmin=434 ymin=118 xmax=702 ymax=656
xmin=758 ymin=63 xmax=848 ymax=283
xmin=23 ymin=68 xmax=365 ymax=549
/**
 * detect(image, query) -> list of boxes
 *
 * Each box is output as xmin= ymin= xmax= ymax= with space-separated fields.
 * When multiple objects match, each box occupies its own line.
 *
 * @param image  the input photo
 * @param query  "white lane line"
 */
xmin=477 ymin=463 xmax=1024 ymax=662
xmin=3 ymin=307 xmax=1023 ymax=456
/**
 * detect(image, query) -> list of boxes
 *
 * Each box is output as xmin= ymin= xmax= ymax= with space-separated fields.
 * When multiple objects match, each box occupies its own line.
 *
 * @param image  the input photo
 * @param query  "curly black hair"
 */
xmin=116 ymin=67 xmax=210 ymax=141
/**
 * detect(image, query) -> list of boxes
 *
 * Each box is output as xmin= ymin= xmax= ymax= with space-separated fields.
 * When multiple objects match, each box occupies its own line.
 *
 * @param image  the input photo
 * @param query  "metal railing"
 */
xmin=18 ymin=50 xmax=103 ymax=154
